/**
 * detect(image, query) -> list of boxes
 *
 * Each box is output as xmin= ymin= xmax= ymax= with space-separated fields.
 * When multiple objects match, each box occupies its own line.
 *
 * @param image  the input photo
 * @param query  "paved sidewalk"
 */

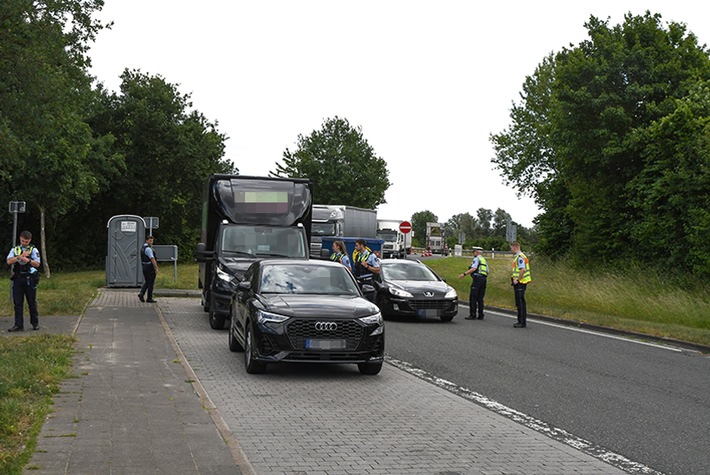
xmin=13 ymin=289 xmax=636 ymax=474
xmin=23 ymin=289 xmax=245 ymax=474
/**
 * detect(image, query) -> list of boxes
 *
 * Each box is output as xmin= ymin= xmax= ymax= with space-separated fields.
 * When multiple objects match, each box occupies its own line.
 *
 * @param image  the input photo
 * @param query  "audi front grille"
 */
xmin=286 ymin=319 xmax=364 ymax=350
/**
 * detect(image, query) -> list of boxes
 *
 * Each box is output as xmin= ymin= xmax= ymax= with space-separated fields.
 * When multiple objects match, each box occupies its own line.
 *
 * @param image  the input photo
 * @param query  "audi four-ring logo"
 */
xmin=314 ymin=322 xmax=338 ymax=331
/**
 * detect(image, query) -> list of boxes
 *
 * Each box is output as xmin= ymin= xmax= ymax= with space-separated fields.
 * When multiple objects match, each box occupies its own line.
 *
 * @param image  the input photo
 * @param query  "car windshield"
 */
xmin=312 ymin=222 xmax=336 ymax=236
xmin=381 ymin=262 xmax=439 ymax=281
xmin=221 ymin=225 xmax=306 ymax=258
xmin=260 ymin=264 xmax=361 ymax=295
xmin=376 ymin=231 xmax=397 ymax=242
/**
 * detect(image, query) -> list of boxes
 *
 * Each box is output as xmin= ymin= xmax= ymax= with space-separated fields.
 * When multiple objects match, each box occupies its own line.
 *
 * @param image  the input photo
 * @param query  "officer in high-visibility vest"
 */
xmin=458 ymin=246 xmax=488 ymax=319
xmin=352 ymin=239 xmax=380 ymax=302
xmin=6 ymin=230 xmax=41 ymax=332
xmin=330 ymin=240 xmax=352 ymax=271
xmin=510 ymin=241 xmax=531 ymax=328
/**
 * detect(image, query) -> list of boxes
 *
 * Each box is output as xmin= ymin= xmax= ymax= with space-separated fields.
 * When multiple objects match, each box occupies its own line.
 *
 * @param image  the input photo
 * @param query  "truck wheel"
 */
xmin=244 ymin=324 xmax=266 ymax=374
xmin=209 ymin=300 xmax=226 ymax=330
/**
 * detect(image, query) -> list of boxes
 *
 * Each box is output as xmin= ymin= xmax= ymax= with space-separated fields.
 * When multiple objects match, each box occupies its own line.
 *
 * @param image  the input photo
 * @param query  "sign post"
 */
xmin=144 ymin=217 xmax=159 ymax=236
xmin=9 ymin=201 xmax=26 ymax=305
xmin=399 ymin=221 xmax=412 ymax=260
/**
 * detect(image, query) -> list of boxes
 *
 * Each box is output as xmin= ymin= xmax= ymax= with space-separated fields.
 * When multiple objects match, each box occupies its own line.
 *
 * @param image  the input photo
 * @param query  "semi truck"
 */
xmin=310 ymin=204 xmax=377 ymax=258
xmin=195 ymin=174 xmax=313 ymax=329
xmin=376 ymin=219 xmax=406 ymax=259
xmin=426 ymin=222 xmax=445 ymax=254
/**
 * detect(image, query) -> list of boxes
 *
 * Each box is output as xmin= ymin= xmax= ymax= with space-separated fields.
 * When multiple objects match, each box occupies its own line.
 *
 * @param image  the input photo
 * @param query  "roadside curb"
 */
xmin=478 ymin=304 xmax=710 ymax=354
xmin=155 ymin=304 xmax=257 ymax=475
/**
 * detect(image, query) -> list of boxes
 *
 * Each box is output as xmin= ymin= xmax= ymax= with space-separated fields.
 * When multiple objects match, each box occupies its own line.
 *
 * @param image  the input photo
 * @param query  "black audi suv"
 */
xmin=229 ymin=259 xmax=385 ymax=374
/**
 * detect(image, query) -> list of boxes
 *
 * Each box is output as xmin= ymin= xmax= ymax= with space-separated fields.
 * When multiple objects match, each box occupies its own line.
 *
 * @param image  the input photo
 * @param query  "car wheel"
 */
xmin=376 ymin=295 xmax=390 ymax=319
xmin=244 ymin=323 xmax=266 ymax=374
xmin=228 ymin=326 xmax=244 ymax=352
xmin=440 ymin=314 xmax=454 ymax=322
xmin=209 ymin=299 xmax=226 ymax=330
xmin=202 ymin=291 xmax=210 ymax=312
xmin=358 ymin=361 xmax=383 ymax=375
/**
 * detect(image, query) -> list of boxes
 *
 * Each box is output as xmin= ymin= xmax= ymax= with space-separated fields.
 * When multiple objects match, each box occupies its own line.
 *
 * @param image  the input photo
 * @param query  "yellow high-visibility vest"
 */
xmin=511 ymin=252 xmax=531 ymax=283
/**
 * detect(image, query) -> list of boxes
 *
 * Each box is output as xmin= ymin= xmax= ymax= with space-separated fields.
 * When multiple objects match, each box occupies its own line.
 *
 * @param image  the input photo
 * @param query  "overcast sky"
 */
xmin=88 ymin=1 xmax=710 ymax=228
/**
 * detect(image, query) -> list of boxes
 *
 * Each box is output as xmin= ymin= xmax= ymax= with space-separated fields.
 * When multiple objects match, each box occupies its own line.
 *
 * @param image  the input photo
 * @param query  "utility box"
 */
xmin=106 ymin=215 xmax=146 ymax=287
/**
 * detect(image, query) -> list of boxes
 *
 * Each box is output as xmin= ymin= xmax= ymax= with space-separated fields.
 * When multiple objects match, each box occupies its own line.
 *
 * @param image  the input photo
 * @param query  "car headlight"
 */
xmin=257 ymin=309 xmax=290 ymax=324
xmin=359 ymin=312 xmax=383 ymax=326
xmin=216 ymin=266 xmax=233 ymax=282
xmin=359 ymin=312 xmax=383 ymax=335
xmin=445 ymin=287 xmax=458 ymax=299
xmin=388 ymin=287 xmax=413 ymax=298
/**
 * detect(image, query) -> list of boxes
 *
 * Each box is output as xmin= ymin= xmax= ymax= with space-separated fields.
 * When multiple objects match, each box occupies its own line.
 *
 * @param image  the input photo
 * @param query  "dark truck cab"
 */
xmin=195 ymin=175 xmax=313 ymax=329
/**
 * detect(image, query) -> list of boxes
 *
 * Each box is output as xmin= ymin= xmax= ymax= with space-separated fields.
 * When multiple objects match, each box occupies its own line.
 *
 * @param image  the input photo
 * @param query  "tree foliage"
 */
xmin=65 ymin=70 xmax=235 ymax=266
xmin=271 ymin=117 xmax=391 ymax=208
xmin=443 ymin=209 xmax=535 ymax=251
xmin=0 ymin=0 xmax=111 ymax=275
xmin=0 ymin=1 xmax=233 ymax=270
xmin=410 ymin=210 xmax=437 ymax=246
xmin=491 ymin=12 xmax=710 ymax=274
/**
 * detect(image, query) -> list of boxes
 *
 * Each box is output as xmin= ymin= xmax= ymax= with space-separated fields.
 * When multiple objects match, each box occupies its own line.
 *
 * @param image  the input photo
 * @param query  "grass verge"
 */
xmin=428 ymin=256 xmax=710 ymax=348
xmin=0 ymin=334 xmax=75 ymax=475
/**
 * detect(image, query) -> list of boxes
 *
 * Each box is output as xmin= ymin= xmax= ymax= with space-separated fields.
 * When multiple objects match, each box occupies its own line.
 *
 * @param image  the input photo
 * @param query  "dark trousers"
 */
xmin=13 ymin=275 xmax=39 ymax=328
xmin=514 ymin=283 xmax=527 ymax=325
xmin=469 ymin=274 xmax=487 ymax=317
xmin=140 ymin=265 xmax=156 ymax=300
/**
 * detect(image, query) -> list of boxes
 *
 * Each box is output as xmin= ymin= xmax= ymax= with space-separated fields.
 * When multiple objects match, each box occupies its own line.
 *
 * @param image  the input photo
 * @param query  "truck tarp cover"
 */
xmin=213 ymin=178 xmax=311 ymax=226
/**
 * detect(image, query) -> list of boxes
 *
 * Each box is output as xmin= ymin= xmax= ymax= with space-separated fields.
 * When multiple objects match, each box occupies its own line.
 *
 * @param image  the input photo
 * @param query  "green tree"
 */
xmin=411 ymin=210 xmax=437 ymax=247
xmin=491 ymin=12 xmax=710 ymax=273
xmin=60 ymin=70 xmax=234 ymax=267
xmin=271 ymin=116 xmax=391 ymax=208
xmin=627 ymin=82 xmax=710 ymax=273
xmin=0 ymin=0 xmax=112 ymax=276
xmin=445 ymin=212 xmax=477 ymax=244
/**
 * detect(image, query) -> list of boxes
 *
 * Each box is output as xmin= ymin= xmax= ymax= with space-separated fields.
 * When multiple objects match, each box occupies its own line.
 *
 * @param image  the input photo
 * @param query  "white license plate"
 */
xmin=417 ymin=309 xmax=439 ymax=317
xmin=306 ymin=339 xmax=346 ymax=350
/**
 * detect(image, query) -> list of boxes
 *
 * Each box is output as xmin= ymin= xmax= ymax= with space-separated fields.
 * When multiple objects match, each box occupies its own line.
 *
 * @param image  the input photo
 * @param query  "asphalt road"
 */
xmin=383 ymin=306 xmax=710 ymax=475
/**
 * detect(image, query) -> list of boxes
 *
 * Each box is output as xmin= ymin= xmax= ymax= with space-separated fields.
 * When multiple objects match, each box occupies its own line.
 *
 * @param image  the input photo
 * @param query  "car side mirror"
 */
xmin=361 ymin=284 xmax=375 ymax=294
xmin=237 ymin=281 xmax=251 ymax=292
xmin=195 ymin=243 xmax=215 ymax=262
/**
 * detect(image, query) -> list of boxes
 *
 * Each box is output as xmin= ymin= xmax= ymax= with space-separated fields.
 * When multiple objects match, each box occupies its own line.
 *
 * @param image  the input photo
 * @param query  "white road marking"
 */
xmin=387 ymin=357 xmax=664 ymax=475
xmin=477 ymin=306 xmax=685 ymax=353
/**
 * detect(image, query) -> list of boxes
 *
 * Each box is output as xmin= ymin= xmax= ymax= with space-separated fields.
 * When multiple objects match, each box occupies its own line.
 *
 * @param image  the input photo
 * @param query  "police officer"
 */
xmin=352 ymin=239 xmax=380 ymax=302
xmin=330 ymin=240 xmax=352 ymax=271
xmin=138 ymin=235 xmax=159 ymax=303
xmin=458 ymin=246 xmax=488 ymax=320
xmin=7 ymin=230 xmax=41 ymax=332
xmin=510 ymin=241 xmax=531 ymax=328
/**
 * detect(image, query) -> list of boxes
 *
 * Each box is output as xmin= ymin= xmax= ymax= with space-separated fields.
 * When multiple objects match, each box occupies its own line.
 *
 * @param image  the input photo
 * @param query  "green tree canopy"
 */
xmin=271 ymin=116 xmax=391 ymax=208
xmin=410 ymin=210 xmax=437 ymax=246
xmin=0 ymin=0 xmax=111 ymax=275
xmin=491 ymin=11 xmax=710 ymax=274
xmin=59 ymin=69 xmax=234 ymax=267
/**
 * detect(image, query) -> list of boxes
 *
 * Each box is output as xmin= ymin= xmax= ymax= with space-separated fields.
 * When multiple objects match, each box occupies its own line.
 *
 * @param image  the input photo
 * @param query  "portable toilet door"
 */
xmin=106 ymin=215 xmax=146 ymax=287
